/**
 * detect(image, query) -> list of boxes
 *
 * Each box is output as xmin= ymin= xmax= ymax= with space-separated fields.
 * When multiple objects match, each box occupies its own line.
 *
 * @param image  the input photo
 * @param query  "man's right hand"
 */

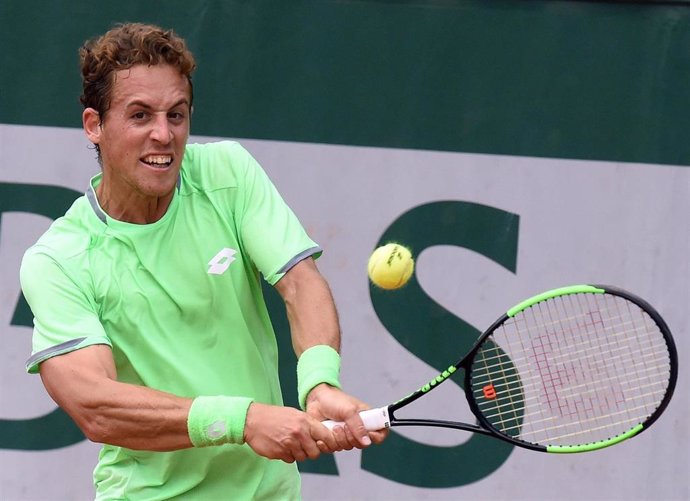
xmin=243 ymin=402 xmax=340 ymax=463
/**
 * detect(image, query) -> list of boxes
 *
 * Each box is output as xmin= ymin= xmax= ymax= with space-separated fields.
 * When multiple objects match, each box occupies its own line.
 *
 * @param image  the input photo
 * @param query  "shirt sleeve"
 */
xmin=20 ymin=248 xmax=111 ymax=374
xmin=232 ymin=144 xmax=321 ymax=285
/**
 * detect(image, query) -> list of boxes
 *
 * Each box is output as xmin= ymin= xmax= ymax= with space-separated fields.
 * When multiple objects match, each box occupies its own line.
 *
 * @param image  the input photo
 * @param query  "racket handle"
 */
xmin=322 ymin=407 xmax=390 ymax=431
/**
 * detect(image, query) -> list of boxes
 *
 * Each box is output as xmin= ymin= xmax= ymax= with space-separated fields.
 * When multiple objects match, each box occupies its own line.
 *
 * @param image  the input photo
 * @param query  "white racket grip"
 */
xmin=322 ymin=407 xmax=390 ymax=431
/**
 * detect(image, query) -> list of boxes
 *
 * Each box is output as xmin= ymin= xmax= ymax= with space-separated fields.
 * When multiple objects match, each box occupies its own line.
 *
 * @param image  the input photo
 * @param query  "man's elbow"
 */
xmin=78 ymin=412 xmax=113 ymax=444
xmin=59 ymin=399 xmax=115 ymax=444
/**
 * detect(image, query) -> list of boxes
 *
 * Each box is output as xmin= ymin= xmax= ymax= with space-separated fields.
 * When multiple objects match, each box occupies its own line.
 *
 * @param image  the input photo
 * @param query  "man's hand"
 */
xmin=243 ymin=402 xmax=340 ymax=463
xmin=305 ymin=384 xmax=389 ymax=451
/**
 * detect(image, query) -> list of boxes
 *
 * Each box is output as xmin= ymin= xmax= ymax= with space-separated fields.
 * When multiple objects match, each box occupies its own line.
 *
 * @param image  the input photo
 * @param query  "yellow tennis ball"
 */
xmin=368 ymin=243 xmax=415 ymax=290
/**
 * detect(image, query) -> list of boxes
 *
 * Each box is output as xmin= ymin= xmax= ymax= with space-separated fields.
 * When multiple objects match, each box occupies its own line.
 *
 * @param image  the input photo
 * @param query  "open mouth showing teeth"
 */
xmin=142 ymin=155 xmax=173 ymax=168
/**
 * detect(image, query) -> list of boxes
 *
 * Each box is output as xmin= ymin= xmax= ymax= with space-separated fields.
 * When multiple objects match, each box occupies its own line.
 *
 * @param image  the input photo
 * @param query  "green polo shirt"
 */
xmin=22 ymin=141 xmax=320 ymax=500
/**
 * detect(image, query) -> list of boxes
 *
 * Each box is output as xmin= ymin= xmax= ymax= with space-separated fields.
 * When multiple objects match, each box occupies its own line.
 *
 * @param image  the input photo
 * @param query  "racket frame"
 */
xmin=383 ymin=284 xmax=678 ymax=453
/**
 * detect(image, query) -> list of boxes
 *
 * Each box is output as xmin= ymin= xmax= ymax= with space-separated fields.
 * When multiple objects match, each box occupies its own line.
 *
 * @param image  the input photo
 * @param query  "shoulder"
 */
xmin=180 ymin=141 xmax=259 ymax=192
xmin=184 ymin=140 xmax=252 ymax=162
xmin=23 ymin=195 xmax=98 ymax=266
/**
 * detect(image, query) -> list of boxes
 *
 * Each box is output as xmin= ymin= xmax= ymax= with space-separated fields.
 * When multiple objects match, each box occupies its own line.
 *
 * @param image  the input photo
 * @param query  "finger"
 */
xmin=343 ymin=425 xmax=361 ymax=449
xmin=292 ymin=422 xmax=324 ymax=460
xmin=310 ymin=420 xmax=339 ymax=452
xmin=344 ymin=412 xmax=372 ymax=448
xmin=277 ymin=432 xmax=306 ymax=463
xmin=289 ymin=444 xmax=308 ymax=463
xmin=332 ymin=425 xmax=354 ymax=451
xmin=316 ymin=440 xmax=330 ymax=453
xmin=368 ymin=428 xmax=389 ymax=445
xmin=301 ymin=438 xmax=323 ymax=460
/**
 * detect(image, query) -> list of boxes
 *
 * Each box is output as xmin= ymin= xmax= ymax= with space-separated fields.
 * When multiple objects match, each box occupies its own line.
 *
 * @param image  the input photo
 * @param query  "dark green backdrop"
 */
xmin=1 ymin=0 xmax=689 ymax=166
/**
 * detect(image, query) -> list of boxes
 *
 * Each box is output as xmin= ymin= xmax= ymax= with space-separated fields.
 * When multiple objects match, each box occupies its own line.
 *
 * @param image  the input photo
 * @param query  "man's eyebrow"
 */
xmin=125 ymin=98 xmax=190 ymax=110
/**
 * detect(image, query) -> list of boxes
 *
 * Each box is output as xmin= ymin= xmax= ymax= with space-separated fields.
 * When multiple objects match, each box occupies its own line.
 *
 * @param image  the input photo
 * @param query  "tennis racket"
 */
xmin=325 ymin=284 xmax=678 ymax=453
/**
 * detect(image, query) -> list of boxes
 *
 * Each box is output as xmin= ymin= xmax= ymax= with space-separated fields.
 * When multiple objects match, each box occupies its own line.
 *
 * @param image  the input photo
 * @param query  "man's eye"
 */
xmin=169 ymin=112 xmax=185 ymax=120
xmin=132 ymin=112 xmax=147 ymax=120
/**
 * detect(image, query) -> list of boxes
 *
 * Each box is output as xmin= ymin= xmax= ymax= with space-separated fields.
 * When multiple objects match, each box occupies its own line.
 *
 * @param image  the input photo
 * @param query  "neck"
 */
xmin=95 ymin=179 xmax=175 ymax=224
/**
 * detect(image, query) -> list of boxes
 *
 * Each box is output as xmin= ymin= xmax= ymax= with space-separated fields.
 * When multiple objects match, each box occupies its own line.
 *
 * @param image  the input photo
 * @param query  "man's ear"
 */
xmin=83 ymin=108 xmax=102 ymax=144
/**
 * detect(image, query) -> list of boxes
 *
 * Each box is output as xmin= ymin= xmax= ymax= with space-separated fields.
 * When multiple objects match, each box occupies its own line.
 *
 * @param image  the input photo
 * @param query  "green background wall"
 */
xmin=1 ymin=0 xmax=690 ymax=165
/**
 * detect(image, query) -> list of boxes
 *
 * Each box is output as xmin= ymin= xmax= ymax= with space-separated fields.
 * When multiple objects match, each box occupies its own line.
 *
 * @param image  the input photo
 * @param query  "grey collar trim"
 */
xmin=86 ymin=176 xmax=181 ymax=224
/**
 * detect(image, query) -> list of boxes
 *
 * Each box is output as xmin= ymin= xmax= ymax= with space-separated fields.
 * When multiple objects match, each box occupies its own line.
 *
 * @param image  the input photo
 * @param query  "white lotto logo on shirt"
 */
xmin=207 ymin=247 xmax=237 ymax=275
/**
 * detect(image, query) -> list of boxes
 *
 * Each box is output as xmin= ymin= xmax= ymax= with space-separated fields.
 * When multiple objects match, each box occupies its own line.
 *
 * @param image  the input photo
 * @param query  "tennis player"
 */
xmin=20 ymin=22 xmax=385 ymax=500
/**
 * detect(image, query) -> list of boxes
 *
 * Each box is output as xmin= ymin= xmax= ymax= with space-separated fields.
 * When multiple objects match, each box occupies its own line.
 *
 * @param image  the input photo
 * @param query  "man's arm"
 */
xmin=39 ymin=344 xmax=193 ymax=451
xmin=273 ymin=257 xmax=387 ymax=449
xmin=38 ymin=344 xmax=339 ymax=462
xmin=274 ymin=257 xmax=341 ymax=357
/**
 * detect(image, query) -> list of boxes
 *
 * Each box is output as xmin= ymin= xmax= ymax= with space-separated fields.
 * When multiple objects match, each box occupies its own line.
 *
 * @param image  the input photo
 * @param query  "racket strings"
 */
xmin=477 ymin=381 xmax=667 ymax=434
xmin=474 ymin=360 xmax=669 ymax=410
xmin=485 ymin=396 xmax=662 ymax=441
xmin=474 ymin=309 xmax=666 ymax=375
xmin=472 ymin=323 xmax=669 ymax=404
xmin=474 ymin=324 xmax=666 ymax=375
xmin=469 ymin=292 xmax=672 ymax=447
xmin=473 ymin=346 xmax=670 ymax=405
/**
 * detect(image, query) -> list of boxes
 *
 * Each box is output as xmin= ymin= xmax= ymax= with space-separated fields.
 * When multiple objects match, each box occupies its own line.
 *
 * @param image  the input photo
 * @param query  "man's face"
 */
xmin=94 ymin=64 xmax=191 ymax=200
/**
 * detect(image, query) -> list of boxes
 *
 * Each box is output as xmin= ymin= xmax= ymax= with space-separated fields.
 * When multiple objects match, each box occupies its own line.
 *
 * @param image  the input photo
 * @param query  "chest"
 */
xmin=91 ymin=198 xmax=255 ymax=328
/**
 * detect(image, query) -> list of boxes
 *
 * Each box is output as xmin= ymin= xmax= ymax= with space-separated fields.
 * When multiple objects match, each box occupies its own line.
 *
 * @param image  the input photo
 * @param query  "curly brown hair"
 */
xmin=79 ymin=22 xmax=197 ymax=121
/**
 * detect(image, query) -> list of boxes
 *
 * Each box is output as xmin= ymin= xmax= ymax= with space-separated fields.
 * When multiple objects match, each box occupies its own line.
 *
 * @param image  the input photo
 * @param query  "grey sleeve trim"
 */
xmin=26 ymin=337 xmax=111 ymax=372
xmin=277 ymin=246 xmax=322 ymax=274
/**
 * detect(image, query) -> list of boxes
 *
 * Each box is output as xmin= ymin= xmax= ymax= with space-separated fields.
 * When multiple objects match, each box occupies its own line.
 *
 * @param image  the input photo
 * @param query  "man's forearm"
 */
xmin=276 ymin=258 xmax=342 ymax=356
